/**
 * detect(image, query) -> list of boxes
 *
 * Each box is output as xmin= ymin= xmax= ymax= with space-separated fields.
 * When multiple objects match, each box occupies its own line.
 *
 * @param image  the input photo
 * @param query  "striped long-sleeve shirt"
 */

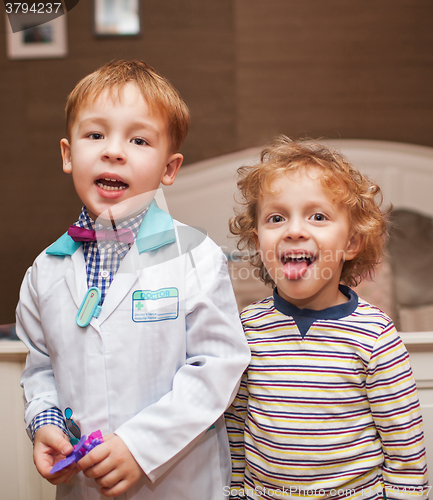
xmin=225 ymin=286 xmax=429 ymax=500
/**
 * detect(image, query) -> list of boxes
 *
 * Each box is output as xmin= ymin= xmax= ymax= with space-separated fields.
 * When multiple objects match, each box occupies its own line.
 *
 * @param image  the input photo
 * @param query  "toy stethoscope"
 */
xmin=76 ymin=287 xmax=102 ymax=327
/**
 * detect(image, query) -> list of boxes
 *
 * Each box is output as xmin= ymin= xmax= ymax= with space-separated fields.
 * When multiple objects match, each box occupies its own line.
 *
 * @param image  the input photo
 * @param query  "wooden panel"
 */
xmin=0 ymin=0 xmax=236 ymax=322
xmin=235 ymin=0 xmax=433 ymax=149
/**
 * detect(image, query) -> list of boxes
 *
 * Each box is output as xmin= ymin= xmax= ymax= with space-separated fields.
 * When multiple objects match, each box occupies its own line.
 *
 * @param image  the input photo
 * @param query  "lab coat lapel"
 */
xmin=64 ymin=247 xmax=88 ymax=311
xmin=96 ymin=252 xmax=140 ymax=326
xmin=92 ymin=200 xmax=178 ymax=325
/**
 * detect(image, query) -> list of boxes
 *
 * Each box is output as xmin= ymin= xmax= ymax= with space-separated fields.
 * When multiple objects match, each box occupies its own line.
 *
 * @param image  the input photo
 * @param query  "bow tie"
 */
xmin=68 ymin=225 xmax=135 ymax=245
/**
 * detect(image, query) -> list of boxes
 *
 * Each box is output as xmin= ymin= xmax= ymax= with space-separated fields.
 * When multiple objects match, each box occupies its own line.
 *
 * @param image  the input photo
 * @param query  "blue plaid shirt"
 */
xmin=29 ymin=206 xmax=147 ymax=441
xmin=76 ymin=206 xmax=145 ymax=304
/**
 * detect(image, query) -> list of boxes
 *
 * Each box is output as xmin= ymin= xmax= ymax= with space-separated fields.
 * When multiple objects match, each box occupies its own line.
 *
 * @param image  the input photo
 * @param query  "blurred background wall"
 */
xmin=0 ymin=0 xmax=432 ymax=322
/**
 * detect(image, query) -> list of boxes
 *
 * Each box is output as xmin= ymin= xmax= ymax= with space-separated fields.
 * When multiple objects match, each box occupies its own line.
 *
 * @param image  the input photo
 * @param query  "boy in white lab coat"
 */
xmin=16 ymin=60 xmax=250 ymax=499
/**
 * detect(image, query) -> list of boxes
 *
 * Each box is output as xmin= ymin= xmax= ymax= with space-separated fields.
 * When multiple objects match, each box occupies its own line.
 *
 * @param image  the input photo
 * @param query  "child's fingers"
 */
xmin=96 ymin=470 xmax=141 ymax=498
xmin=98 ymin=478 xmax=130 ymax=498
xmin=59 ymin=464 xmax=79 ymax=484
xmin=95 ymin=469 xmax=122 ymax=490
xmin=76 ymin=442 xmax=110 ymax=474
xmin=76 ymin=432 xmax=116 ymax=473
xmin=33 ymin=426 xmax=75 ymax=481
xmin=34 ymin=425 xmax=73 ymax=456
xmin=47 ymin=464 xmax=78 ymax=485
xmin=80 ymin=457 xmax=113 ymax=480
xmin=78 ymin=433 xmax=144 ymax=494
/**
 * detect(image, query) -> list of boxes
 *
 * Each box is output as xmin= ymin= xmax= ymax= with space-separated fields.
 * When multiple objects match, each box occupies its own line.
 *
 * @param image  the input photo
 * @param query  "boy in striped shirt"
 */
xmin=225 ymin=136 xmax=429 ymax=499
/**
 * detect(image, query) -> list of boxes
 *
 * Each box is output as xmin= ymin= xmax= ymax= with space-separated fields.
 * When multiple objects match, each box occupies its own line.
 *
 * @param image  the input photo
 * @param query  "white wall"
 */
xmin=400 ymin=333 xmax=433 ymax=473
xmin=0 ymin=342 xmax=55 ymax=500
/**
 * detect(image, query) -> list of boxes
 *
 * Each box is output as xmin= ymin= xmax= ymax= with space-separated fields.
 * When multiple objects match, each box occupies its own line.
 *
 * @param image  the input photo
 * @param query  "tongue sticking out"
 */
xmin=283 ymin=260 xmax=309 ymax=280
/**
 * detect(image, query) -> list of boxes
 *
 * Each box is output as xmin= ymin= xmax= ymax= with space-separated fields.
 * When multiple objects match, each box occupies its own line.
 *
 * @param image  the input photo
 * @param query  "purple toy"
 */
xmin=50 ymin=430 xmax=104 ymax=474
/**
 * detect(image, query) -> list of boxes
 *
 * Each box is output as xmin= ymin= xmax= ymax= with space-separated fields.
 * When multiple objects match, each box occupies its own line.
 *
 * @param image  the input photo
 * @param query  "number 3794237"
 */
xmin=5 ymin=3 xmax=63 ymax=14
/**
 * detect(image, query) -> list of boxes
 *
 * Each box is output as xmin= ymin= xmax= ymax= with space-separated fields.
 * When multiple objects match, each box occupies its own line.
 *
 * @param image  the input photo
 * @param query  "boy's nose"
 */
xmin=284 ymin=218 xmax=309 ymax=240
xmin=102 ymin=141 xmax=126 ymax=163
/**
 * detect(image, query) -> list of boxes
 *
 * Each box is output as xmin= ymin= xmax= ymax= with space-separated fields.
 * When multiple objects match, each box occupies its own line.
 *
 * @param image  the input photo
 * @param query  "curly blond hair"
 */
xmin=229 ymin=136 xmax=389 ymax=288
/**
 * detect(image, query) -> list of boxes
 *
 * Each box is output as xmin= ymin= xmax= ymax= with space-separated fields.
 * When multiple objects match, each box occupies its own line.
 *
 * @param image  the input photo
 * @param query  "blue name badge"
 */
xmin=76 ymin=287 xmax=102 ymax=327
xmin=132 ymin=288 xmax=179 ymax=322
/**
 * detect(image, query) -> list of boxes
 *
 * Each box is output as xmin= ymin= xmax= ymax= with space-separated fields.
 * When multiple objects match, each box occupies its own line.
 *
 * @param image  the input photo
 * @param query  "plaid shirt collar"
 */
xmin=46 ymin=199 xmax=175 ymax=256
xmin=74 ymin=206 xmax=147 ymax=258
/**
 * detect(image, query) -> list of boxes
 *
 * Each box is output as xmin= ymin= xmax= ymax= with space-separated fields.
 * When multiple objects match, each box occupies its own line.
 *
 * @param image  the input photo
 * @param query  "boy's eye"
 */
xmin=310 ymin=213 xmax=327 ymax=222
xmin=88 ymin=133 xmax=103 ymax=140
xmin=268 ymin=215 xmax=285 ymax=223
xmin=131 ymin=138 xmax=148 ymax=146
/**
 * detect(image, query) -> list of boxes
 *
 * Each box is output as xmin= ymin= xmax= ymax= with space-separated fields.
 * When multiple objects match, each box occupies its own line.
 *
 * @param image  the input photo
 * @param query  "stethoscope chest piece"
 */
xmin=76 ymin=287 xmax=102 ymax=327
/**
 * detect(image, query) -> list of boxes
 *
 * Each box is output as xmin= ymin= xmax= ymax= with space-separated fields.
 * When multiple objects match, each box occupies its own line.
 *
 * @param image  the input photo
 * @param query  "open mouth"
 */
xmin=281 ymin=252 xmax=315 ymax=280
xmin=95 ymin=177 xmax=129 ymax=191
xmin=282 ymin=253 xmax=315 ymax=266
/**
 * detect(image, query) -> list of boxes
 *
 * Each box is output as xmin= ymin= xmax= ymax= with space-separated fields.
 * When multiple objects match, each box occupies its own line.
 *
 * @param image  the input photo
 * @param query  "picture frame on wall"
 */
xmin=94 ymin=0 xmax=141 ymax=36
xmin=5 ymin=13 xmax=68 ymax=60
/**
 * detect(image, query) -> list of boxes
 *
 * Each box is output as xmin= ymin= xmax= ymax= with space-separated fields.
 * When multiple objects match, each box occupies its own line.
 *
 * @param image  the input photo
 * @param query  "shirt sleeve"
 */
xmin=225 ymin=370 xmax=249 ymax=499
xmin=29 ymin=407 xmax=69 ymax=441
xmin=366 ymin=321 xmax=429 ymax=499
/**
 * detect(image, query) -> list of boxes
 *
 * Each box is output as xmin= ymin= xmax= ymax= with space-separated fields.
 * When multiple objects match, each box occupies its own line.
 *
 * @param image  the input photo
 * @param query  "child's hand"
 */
xmin=33 ymin=425 xmax=76 ymax=485
xmin=77 ymin=433 xmax=144 ymax=497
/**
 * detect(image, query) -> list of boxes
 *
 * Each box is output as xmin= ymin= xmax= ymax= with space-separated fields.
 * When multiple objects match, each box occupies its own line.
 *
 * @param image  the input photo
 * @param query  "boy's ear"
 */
xmin=60 ymin=138 xmax=72 ymax=174
xmin=345 ymin=233 xmax=362 ymax=261
xmin=161 ymin=153 xmax=183 ymax=186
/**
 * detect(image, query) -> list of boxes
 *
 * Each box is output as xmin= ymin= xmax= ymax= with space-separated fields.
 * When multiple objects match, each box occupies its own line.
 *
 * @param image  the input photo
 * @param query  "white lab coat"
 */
xmin=16 ymin=203 xmax=250 ymax=500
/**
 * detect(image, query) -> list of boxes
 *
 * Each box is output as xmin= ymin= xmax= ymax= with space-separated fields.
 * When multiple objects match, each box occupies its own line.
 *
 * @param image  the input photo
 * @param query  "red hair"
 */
xmin=230 ymin=136 xmax=389 ymax=287
xmin=65 ymin=60 xmax=190 ymax=153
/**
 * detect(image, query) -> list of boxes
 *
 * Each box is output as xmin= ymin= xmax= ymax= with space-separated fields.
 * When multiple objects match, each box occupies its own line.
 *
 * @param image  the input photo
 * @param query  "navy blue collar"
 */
xmin=273 ymin=284 xmax=358 ymax=338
